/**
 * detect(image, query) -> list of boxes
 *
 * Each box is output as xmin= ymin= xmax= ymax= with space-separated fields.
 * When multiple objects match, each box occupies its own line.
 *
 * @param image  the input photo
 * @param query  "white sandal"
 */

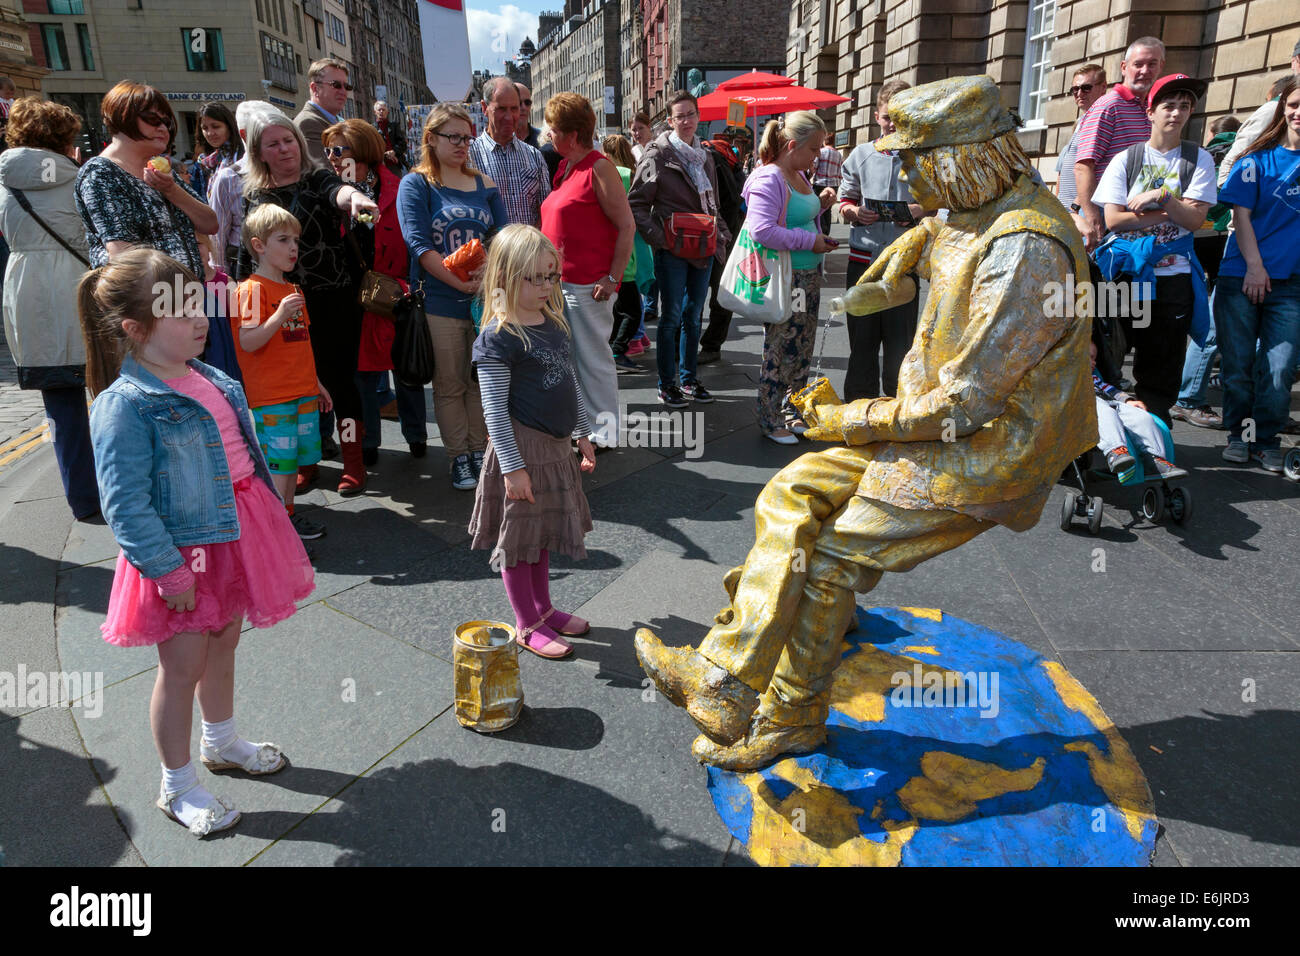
xmin=200 ymin=739 xmax=287 ymax=775
xmin=157 ymin=781 xmax=240 ymax=838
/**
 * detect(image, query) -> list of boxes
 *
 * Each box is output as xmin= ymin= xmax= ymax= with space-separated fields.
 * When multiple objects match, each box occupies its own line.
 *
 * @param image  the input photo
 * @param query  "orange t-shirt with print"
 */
xmin=232 ymin=274 xmax=319 ymax=409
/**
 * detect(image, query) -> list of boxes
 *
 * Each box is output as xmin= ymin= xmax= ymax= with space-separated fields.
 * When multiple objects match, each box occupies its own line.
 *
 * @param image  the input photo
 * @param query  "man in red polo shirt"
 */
xmin=1072 ymin=36 xmax=1166 ymax=251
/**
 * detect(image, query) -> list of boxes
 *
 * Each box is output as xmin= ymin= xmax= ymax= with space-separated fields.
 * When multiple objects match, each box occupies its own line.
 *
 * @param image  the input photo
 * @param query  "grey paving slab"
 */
xmin=60 ymin=516 xmax=121 ymax=570
xmin=298 ymin=493 xmax=457 ymax=604
xmin=53 ymin=558 xmax=157 ymax=690
xmin=638 ymin=424 xmax=810 ymax=499
xmin=567 ymin=549 xmax=735 ymax=683
xmin=250 ymin=644 xmax=738 ymax=866
xmin=989 ymin=499 xmax=1296 ymax=652
xmin=0 ymin=706 xmax=143 ymax=866
xmin=1057 ymin=649 xmax=1300 ymax=867
xmin=77 ymin=601 xmax=453 ymax=866
xmin=3 ymin=492 xmax=79 ymax=720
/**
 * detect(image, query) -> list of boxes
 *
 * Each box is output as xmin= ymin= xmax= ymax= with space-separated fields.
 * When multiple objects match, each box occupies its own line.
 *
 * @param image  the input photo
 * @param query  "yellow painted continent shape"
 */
xmin=898 ymin=751 xmax=1046 ymax=822
xmin=1041 ymin=661 xmax=1156 ymax=840
xmin=741 ymin=759 xmax=918 ymax=867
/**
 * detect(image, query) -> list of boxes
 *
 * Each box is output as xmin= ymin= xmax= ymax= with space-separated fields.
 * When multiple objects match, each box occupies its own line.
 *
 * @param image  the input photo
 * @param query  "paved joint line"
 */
xmin=317 ymin=596 xmax=455 ymax=664
xmin=240 ymin=703 xmax=455 ymax=866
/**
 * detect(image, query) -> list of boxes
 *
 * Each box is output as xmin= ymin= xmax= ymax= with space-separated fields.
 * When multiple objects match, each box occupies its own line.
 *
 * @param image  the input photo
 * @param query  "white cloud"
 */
xmin=466 ymin=4 xmax=539 ymax=73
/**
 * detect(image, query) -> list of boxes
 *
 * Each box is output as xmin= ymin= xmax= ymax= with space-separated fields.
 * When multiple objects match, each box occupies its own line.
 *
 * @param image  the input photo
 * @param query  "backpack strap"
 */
xmin=1123 ymin=142 xmax=1145 ymax=195
xmin=1178 ymin=140 xmax=1199 ymax=194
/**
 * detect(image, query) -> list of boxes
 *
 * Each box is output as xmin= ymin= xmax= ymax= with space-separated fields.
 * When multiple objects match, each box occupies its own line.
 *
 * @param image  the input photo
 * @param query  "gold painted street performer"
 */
xmin=636 ymin=76 xmax=1098 ymax=771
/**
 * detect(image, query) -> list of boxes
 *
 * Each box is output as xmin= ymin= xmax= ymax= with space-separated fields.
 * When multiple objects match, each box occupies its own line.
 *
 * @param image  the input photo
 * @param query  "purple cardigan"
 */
xmin=741 ymin=164 xmax=819 ymax=253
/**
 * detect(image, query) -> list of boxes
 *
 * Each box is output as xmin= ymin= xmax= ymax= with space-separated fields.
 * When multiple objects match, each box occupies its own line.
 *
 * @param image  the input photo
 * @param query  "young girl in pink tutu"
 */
xmin=81 ymin=248 xmax=314 ymax=837
xmin=469 ymin=225 xmax=597 ymax=659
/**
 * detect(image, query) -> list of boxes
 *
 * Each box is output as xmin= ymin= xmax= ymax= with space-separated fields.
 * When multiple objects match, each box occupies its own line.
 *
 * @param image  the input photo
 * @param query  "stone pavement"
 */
xmin=2 ymin=235 xmax=1298 ymax=867
xmin=0 ymin=334 xmax=50 ymax=471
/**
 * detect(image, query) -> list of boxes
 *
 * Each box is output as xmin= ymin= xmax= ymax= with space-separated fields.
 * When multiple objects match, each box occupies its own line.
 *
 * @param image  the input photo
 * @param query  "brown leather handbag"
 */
xmin=357 ymin=269 xmax=406 ymax=318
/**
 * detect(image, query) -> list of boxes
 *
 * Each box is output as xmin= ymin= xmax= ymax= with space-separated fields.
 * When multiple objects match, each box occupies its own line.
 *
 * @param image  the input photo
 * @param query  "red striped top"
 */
xmin=1074 ymin=84 xmax=1152 ymax=174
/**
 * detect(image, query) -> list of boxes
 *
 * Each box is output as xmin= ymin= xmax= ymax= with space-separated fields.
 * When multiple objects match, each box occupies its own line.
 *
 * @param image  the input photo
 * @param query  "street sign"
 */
xmin=726 ymin=98 xmax=747 ymax=127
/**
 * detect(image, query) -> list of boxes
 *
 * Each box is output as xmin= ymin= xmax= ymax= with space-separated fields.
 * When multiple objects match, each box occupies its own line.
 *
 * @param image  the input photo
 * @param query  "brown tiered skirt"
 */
xmin=469 ymin=419 xmax=593 ymax=568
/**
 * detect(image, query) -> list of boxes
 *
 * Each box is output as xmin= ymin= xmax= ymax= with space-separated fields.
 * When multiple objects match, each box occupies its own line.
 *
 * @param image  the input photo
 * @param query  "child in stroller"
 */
xmin=1091 ymin=341 xmax=1187 ymax=484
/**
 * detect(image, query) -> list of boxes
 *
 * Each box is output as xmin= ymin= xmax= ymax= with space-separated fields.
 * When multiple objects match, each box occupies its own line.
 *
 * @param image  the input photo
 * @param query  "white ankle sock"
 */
xmin=161 ymin=760 xmax=197 ymax=796
xmin=201 ymin=717 xmax=258 ymax=765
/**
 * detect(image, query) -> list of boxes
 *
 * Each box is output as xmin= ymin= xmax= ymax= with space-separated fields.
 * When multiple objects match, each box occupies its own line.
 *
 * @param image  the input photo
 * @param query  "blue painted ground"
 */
xmin=708 ymin=606 xmax=1160 ymax=866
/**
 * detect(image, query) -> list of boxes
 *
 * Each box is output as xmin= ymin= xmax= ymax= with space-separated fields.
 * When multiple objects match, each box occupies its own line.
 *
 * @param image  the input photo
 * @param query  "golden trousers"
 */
xmin=698 ymin=446 xmax=993 ymax=726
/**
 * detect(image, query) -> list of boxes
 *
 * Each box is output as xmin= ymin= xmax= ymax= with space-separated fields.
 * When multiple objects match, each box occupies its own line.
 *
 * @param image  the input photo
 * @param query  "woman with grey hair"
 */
xmin=209 ymin=100 xmax=282 ymax=279
xmin=239 ymin=109 xmax=378 ymax=496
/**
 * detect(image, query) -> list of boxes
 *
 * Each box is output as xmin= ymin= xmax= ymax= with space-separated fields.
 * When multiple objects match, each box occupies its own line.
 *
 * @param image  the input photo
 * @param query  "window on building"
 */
xmin=47 ymin=0 xmax=84 ymax=13
xmin=294 ymin=4 xmax=303 ymax=42
xmin=40 ymin=23 xmax=71 ymax=71
xmin=1019 ymin=0 xmax=1056 ymax=126
xmin=256 ymin=0 xmax=264 ymax=24
xmin=76 ymin=22 xmax=93 ymax=70
xmin=182 ymin=27 xmax=226 ymax=71
xmin=278 ymin=0 xmax=288 ymax=35
xmin=261 ymin=30 xmax=297 ymax=91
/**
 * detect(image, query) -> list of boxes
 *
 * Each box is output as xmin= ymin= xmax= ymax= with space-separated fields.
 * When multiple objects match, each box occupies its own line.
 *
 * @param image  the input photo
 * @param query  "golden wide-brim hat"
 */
xmin=875 ymin=75 xmax=1020 ymax=152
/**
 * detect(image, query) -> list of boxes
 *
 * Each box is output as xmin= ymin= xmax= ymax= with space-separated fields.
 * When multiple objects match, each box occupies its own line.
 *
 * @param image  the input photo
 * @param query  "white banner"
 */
xmin=418 ymin=0 xmax=472 ymax=102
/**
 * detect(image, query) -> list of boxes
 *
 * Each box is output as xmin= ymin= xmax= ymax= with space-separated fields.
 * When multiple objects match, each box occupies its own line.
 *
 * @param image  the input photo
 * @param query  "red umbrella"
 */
xmin=715 ymin=70 xmax=796 ymax=90
xmin=696 ymin=84 xmax=850 ymax=122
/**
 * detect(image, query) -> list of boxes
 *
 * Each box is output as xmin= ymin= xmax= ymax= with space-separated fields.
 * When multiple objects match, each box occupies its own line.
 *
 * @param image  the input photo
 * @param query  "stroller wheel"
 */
xmin=1169 ymin=486 xmax=1192 ymax=524
xmin=1284 ymin=447 xmax=1300 ymax=482
xmin=1141 ymin=485 xmax=1165 ymax=523
xmin=1087 ymin=496 xmax=1104 ymax=535
xmin=1060 ymin=491 xmax=1077 ymax=530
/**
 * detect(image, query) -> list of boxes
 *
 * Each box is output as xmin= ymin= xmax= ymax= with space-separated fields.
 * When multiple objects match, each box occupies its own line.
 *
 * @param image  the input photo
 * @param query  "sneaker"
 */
xmin=681 ymin=382 xmax=714 ymax=403
xmin=1170 ymin=404 xmax=1223 ymax=429
xmin=657 ymin=385 xmax=689 ymax=409
xmin=625 ymin=339 xmax=646 ymax=357
xmin=291 ymin=512 xmax=326 ymax=540
xmin=470 ymin=450 xmax=485 ymax=478
xmin=1146 ymin=455 xmax=1188 ymax=480
xmin=614 ymin=354 xmax=642 ymax=374
xmin=1252 ymin=447 xmax=1284 ymax=473
xmin=1222 ymin=439 xmax=1249 ymax=463
xmin=697 ymin=348 xmax=721 ymax=365
xmin=1106 ymin=446 xmax=1136 ymax=474
xmin=451 ymin=454 xmax=478 ymax=490
xmin=636 ymin=333 xmax=651 ymax=349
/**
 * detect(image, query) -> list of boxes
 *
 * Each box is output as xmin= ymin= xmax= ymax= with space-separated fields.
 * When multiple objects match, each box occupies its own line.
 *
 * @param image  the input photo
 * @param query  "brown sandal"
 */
xmin=516 ymin=611 xmax=573 ymax=659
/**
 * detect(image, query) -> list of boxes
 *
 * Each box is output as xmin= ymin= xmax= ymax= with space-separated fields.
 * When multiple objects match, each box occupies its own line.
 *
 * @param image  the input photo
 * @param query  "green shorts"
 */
xmin=252 ymin=396 xmax=321 ymax=474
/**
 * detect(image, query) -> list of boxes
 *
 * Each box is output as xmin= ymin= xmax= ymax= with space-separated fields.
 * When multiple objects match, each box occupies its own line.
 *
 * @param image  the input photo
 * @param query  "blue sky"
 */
xmin=466 ymin=2 xmax=547 ymax=73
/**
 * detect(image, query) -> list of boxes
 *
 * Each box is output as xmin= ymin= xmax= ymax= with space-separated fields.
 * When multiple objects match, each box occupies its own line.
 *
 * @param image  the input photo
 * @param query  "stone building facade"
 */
xmin=788 ymin=0 xmax=1300 ymax=182
xmin=1 ymin=0 xmax=45 ymax=99
xmin=532 ymin=0 xmax=620 ymax=133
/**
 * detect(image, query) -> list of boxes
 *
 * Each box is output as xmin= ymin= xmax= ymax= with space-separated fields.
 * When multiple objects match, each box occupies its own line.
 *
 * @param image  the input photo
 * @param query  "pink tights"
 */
xmin=500 ymin=549 xmax=583 ymax=638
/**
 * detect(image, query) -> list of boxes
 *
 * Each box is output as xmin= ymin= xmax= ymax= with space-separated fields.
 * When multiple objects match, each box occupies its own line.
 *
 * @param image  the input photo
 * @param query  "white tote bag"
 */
xmin=717 ymin=224 xmax=793 ymax=324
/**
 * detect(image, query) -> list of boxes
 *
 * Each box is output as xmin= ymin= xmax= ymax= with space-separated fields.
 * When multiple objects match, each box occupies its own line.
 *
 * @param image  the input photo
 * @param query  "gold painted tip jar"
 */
xmin=453 ymin=620 xmax=524 ymax=733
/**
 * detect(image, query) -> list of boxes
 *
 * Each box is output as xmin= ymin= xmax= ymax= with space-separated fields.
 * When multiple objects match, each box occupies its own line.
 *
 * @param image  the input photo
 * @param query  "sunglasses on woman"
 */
xmin=140 ymin=111 xmax=175 ymax=131
xmin=325 ymin=144 xmax=353 ymax=158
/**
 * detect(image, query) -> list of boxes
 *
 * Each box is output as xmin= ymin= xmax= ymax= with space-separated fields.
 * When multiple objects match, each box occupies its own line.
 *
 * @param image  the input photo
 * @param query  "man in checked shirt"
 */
xmin=469 ymin=76 xmax=551 ymax=227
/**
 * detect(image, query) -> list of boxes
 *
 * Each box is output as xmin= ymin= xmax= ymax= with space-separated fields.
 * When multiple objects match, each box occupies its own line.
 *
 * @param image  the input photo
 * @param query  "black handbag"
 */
xmin=389 ymin=290 xmax=434 ymax=387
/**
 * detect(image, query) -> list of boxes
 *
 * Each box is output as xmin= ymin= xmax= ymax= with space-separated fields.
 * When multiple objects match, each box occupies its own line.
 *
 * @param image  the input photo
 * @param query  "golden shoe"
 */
xmin=690 ymin=717 xmax=827 ymax=772
xmin=634 ymin=628 xmax=758 ymax=745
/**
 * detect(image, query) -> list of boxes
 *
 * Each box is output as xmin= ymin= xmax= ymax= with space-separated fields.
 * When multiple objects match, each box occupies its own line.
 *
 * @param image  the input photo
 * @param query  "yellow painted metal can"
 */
xmin=453 ymin=620 xmax=524 ymax=732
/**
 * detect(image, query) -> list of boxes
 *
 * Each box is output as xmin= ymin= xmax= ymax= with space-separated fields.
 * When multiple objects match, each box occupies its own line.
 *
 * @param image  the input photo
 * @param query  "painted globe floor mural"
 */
xmin=707 ymin=606 xmax=1159 ymax=866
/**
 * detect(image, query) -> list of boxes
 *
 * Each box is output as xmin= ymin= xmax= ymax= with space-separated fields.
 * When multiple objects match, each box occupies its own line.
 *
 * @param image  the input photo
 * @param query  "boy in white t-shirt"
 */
xmin=1094 ymin=74 xmax=1216 ymax=426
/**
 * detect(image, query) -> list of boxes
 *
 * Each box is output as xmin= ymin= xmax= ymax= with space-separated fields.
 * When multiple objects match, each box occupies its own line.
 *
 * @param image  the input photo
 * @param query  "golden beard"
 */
xmin=914 ymin=132 xmax=1035 ymax=210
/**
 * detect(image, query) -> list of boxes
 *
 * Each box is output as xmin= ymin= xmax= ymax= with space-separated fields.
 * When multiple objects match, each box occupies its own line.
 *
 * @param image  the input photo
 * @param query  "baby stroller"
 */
xmin=1060 ymin=308 xmax=1193 ymax=533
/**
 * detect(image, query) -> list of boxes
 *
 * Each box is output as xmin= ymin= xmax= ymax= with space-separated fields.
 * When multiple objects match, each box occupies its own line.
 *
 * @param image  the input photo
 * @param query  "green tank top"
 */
xmin=786 ymin=185 xmax=823 ymax=270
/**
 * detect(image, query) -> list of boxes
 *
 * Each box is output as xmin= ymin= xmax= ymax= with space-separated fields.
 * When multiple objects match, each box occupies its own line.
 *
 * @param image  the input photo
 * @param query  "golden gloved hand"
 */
xmin=802 ymin=404 xmax=851 ymax=442
xmin=863 ymin=224 xmax=927 ymax=285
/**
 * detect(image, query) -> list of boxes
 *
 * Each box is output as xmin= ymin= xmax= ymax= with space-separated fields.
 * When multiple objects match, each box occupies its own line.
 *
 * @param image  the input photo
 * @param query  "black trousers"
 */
xmin=609 ymin=281 xmax=643 ymax=356
xmin=700 ymin=255 xmax=733 ymax=353
xmin=842 ymin=257 xmax=919 ymax=401
xmin=41 ymin=386 xmax=99 ymax=518
xmin=305 ymin=286 xmax=364 ymax=433
xmin=1121 ymin=272 xmax=1193 ymax=427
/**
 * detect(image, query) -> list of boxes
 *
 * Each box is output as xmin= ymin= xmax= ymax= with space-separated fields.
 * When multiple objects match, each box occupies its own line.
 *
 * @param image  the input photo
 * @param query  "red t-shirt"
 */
xmin=540 ymin=151 xmax=619 ymax=284
xmin=232 ymin=274 xmax=319 ymax=409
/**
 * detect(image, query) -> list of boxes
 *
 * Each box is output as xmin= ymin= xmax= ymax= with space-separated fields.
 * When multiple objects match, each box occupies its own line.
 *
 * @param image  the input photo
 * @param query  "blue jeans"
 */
xmin=1175 ymin=307 xmax=1218 ymax=408
xmin=1215 ymin=275 xmax=1300 ymax=450
xmin=654 ymin=250 xmax=712 ymax=390
xmin=42 ymin=387 xmax=99 ymax=518
xmin=356 ymin=370 xmax=427 ymax=448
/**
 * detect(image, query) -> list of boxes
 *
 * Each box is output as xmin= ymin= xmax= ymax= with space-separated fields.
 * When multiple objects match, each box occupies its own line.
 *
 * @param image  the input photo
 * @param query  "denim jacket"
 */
xmin=89 ymin=354 xmax=276 ymax=580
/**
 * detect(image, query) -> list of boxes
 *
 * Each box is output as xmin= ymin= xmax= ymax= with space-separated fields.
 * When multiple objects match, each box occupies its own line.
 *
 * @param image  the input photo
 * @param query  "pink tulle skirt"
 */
xmin=101 ymin=476 xmax=315 ymax=647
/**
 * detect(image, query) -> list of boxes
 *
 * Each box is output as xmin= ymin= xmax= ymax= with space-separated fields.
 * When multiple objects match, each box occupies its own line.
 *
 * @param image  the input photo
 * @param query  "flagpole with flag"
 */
xmin=418 ymin=0 xmax=473 ymax=102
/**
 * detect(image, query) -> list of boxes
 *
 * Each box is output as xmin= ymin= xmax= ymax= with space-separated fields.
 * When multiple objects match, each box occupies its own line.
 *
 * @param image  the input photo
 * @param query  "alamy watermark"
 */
xmin=890 ymin=663 xmax=1000 ymax=718
xmin=593 ymin=402 xmax=705 ymax=459
xmin=0 ymin=666 xmax=103 ymax=718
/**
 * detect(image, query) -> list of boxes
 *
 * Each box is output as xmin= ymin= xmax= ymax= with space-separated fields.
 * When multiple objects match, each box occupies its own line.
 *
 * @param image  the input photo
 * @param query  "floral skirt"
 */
xmin=101 ymin=476 xmax=315 ymax=647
